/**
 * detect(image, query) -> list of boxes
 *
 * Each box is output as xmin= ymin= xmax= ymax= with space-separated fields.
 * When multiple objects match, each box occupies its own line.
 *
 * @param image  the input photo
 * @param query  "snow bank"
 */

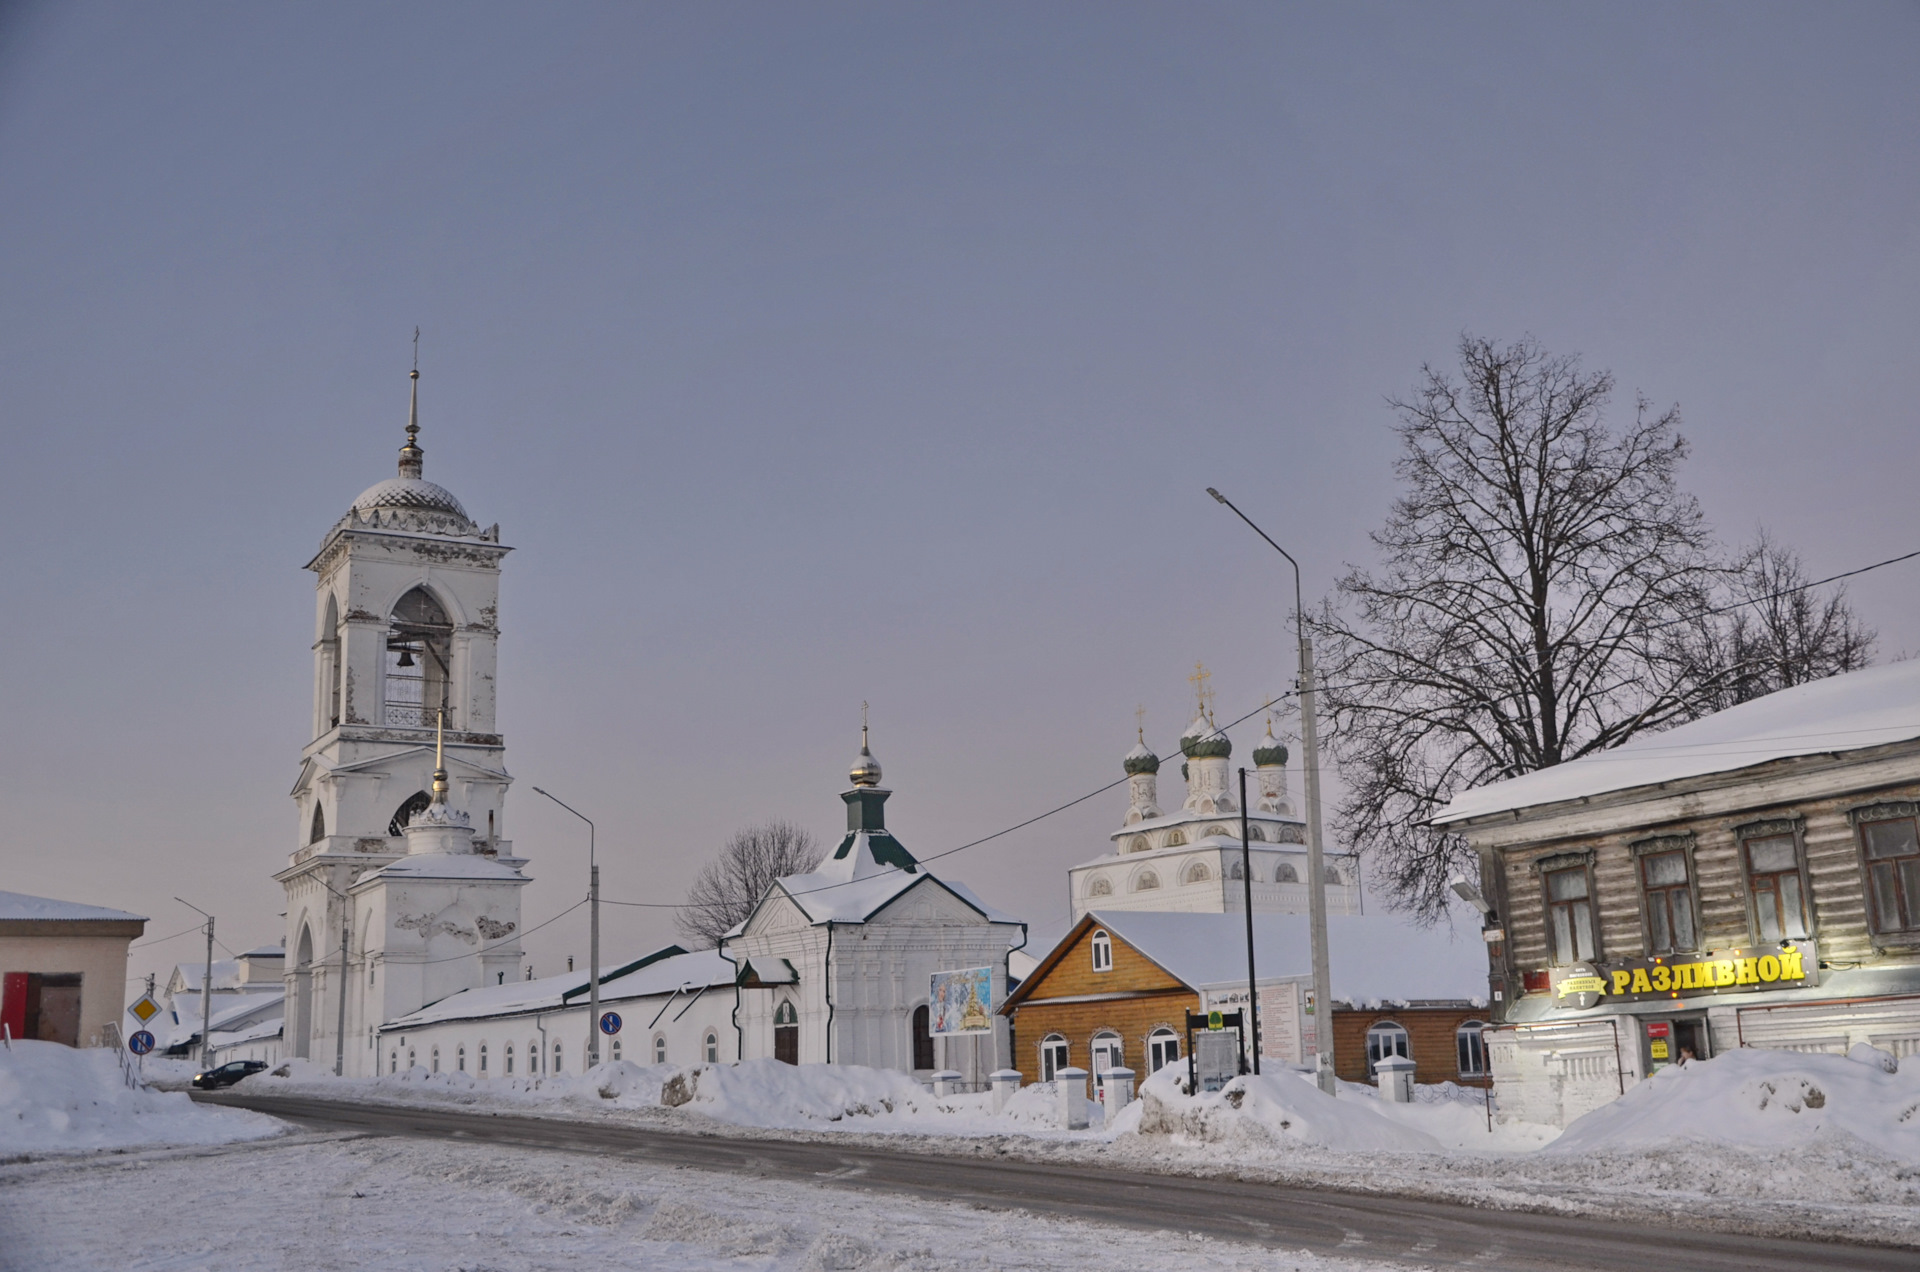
xmin=0 ymin=1041 xmax=283 ymax=1154
xmin=1130 ymin=1066 xmax=1444 ymax=1151
xmin=659 ymin=1059 xmax=939 ymax=1128
xmin=238 ymin=1058 xmax=680 ymax=1110
xmin=1549 ymin=1047 xmax=1920 ymax=1162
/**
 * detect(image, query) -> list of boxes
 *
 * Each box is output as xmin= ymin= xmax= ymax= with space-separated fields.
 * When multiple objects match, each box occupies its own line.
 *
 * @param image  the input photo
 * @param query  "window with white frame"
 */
xmin=456 ymin=1045 xmax=466 ymax=1072
xmin=1456 ymin=1020 xmax=1488 ymax=1077
xmin=654 ymin=1034 xmax=667 ymax=1064
xmin=1091 ymin=1031 xmax=1124 ymax=1088
xmin=1148 ymin=1028 xmax=1181 ymax=1075
xmin=479 ymin=1043 xmax=488 ymax=1074
xmin=552 ymin=1041 xmax=563 ymax=1073
xmin=1090 ymin=929 xmax=1113 ymax=972
xmin=1040 ymin=1034 xmax=1068 ymax=1082
xmin=705 ymin=1031 xmax=719 ymax=1063
xmin=1364 ymin=1021 xmax=1409 ymax=1079
xmin=431 ymin=1047 xmax=440 ymax=1073
xmin=504 ymin=1042 xmax=514 ymax=1075
xmin=611 ymin=1039 xmax=622 ymax=1061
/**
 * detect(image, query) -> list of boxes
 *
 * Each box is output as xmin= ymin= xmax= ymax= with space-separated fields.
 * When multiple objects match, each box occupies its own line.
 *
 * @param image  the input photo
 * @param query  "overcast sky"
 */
xmin=3 ymin=3 xmax=1916 ymax=997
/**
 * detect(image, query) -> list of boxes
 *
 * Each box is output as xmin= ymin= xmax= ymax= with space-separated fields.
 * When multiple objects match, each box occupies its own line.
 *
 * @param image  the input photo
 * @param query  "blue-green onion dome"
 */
xmin=1179 ymin=713 xmax=1232 ymax=759
xmin=1253 ymin=723 xmax=1289 ymax=768
xmin=1124 ymin=736 xmax=1160 ymax=775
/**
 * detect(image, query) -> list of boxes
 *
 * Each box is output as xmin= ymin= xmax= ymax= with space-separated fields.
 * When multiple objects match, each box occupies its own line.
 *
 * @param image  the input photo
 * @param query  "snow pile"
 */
xmin=0 ymin=1041 xmax=283 ymax=1154
xmin=1550 ymin=1047 xmax=1920 ymax=1162
xmin=658 ymin=1059 xmax=938 ymax=1128
xmin=1333 ymin=1078 xmax=1560 ymax=1152
xmin=238 ymin=1058 xmax=680 ymax=1110
xmin=1130 ymin=1065 xmax=1444 ymax=1151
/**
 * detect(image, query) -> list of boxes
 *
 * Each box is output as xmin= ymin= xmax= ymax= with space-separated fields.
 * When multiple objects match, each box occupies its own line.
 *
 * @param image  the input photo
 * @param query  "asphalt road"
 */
xmin=196 ymin=1091 xmax=1896 ymax=1271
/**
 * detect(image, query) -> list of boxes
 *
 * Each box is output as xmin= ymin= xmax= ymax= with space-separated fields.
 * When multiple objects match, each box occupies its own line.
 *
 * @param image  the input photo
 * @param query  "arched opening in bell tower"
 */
xmin=293 ymin=924 xmax=315 ymax=1059
xmin=320 ymin=594 xmax=342 ymax=730
xmin=388 ymin=790 xmax=432 ymax=837
xmin=384 ymin=587 xmax=454 ymax=729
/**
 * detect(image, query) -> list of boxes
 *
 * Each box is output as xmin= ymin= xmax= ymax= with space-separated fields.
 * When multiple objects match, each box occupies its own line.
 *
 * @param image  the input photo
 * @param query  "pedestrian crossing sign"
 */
xmin=128 ymin=995 xmax=161 ymax=1025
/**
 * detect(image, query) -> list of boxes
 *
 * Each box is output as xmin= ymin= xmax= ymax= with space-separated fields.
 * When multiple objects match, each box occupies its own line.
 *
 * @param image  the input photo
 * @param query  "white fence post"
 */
xmin=1055 ymin=1066 xmax=1089 ymax=1129
xmin=1100 ymin=1066 xmax=1135 ymax=1115
xmin=989 ymin=1068 xmax=1022 ymax=1113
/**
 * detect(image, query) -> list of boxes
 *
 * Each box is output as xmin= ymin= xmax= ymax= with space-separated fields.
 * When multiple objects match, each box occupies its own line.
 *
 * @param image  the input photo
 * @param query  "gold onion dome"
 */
xmin=849 ymin=726 xmax=883 ymax=787
xmin=1253 ymin=721 xmax=1289 ymax=768
xmin=1179 ymin=713 xmax=1232 ymax=759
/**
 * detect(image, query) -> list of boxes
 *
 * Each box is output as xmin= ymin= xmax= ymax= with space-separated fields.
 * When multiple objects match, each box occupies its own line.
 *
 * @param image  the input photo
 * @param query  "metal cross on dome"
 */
xmin=1188 ymin=662 xmax=1216 ymax=722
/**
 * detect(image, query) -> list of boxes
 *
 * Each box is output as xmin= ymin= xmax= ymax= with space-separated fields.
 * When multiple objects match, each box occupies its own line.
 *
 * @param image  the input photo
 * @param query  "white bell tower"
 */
xmin=276 ymin=363 xmax=523 ymax=1074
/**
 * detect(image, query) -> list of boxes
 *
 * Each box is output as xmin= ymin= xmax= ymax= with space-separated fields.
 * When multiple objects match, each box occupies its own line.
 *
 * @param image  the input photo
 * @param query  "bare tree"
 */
xmin=1685 ymin=532 xmax=1876 ymax=710
xmin=1316 ymin=335 xmax=1723 ymax=921
xmin=676 ymin=820 xmax=822 ymax=948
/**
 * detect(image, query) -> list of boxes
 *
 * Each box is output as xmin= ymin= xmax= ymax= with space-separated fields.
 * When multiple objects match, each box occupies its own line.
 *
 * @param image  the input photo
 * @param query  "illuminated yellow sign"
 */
xmin=1552 ymin=940 xmax=1813 ymax=1008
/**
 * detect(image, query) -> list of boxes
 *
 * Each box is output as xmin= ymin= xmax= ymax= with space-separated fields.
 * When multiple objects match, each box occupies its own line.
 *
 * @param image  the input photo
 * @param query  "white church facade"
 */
xmin=1065 ymin=701 xmax=1362 ymax=923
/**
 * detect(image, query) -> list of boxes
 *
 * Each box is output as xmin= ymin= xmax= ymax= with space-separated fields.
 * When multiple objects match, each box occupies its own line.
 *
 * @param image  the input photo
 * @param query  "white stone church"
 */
xmin=269 ymin=373 xmax=1028 ymax=1081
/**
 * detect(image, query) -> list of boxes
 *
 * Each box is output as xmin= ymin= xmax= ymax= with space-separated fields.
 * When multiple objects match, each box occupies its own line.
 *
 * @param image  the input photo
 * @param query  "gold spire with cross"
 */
xmin=850 ymin=701 xmax=882 ymax=786
xmin=1188 ymin=662 xmax=1216 ymax=724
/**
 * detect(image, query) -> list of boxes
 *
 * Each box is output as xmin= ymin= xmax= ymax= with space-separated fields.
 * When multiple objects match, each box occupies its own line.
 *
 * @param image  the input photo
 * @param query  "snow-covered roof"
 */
xmin=1031 ymin=910 xmax=1486 ymax=1005
xmin=0 ymin=891 xmax=146 ymax=923
xmin=1434 ymin=660 xmax=1920 ymax=826
xmin=158 ymin=988 xmax=286 ymax=1047
xmin=763 ymin=866 xmax=1021 ymax=927
xmin=384 ymin=948 xmax=737 ymax=1030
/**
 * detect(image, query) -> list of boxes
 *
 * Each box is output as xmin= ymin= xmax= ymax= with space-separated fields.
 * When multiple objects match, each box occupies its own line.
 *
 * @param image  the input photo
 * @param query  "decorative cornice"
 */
xmin=1628 ymin=832 xmax=1695 ymax=858
xmin=1731 ymin=816 xmax=1803 ymax=841
xmin=1530 ymin=848 xmax=1595 ymax=874
xmin=1850 ymin=800 xmax=1918 ymax=826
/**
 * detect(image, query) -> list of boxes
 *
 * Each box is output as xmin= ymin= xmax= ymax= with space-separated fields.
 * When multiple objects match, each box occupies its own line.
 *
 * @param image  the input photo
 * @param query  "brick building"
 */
xmin=1330 ymin=1001 xmax=1491 ymax=1088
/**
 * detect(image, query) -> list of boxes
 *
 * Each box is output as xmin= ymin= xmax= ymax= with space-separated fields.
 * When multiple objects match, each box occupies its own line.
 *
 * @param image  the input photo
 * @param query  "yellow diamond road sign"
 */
xmin=128 ymin=995 xmax=161 ymax=1025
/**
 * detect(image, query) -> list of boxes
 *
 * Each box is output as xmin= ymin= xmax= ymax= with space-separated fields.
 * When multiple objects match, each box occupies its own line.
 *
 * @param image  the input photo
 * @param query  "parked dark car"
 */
xmin=192 ymin=1060 xmax=268 ymax=1089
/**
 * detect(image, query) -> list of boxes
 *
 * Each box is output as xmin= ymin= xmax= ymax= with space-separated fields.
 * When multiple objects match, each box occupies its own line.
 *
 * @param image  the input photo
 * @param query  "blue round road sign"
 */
xmin=128 ymin=1030 xmax=155 ymax=1055
xmin=599 ymin=1011 xmax=622 ymax=1036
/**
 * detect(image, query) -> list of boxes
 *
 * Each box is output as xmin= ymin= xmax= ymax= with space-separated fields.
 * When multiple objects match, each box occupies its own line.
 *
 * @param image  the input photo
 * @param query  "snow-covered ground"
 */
xmin=0 ymin=1132 xmax=1405 ymax=1272
xmin=0 ymin=1040 xmax=283 ymax=1155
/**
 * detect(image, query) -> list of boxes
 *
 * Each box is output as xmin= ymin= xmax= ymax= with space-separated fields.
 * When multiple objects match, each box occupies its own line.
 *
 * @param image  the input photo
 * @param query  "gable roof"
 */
xmin=1434 ymin=659 xmax=1920 ymax=826
xmin=383 ymin=946 xmax=733 ymax=1030
xmin=736 ymin=865 xmax=1021 ymax=932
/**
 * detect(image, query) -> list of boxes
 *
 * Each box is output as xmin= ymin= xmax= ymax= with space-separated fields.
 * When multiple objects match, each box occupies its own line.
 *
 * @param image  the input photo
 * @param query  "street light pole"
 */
xmin=1237 ymin=766 xmax=1259 ymax=1076
xmin=1207 ymin=487 xmax=1338 ymax=1094
xmin=532 ymin=786 xmax=599 ymax=1067
xmin=175 ymin=898 xmax=214 ymax=1069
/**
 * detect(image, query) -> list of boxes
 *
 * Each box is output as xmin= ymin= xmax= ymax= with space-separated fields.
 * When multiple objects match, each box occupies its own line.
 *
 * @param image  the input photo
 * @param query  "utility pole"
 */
xmin=175 ymin=898 xmax=215 ymax=1069
xmin=532 ymin=786 xmax=599 ymax=1067
xmin=1237 ymin=767 xmax=1259 ymax=1075
xmin=1206 ymin=488 xmax=1338 ymax=1094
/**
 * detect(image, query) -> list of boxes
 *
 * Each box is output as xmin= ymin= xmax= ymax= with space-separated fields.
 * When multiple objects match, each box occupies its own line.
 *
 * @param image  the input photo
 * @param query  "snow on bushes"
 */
xmin=1549 ymin=1046 xmax=1920 ymax=1162
xmin=1130 ymin=1065 xmax=1444 ymax=1151
xmin=0 ymin=1040 xmax=283 ymax=1153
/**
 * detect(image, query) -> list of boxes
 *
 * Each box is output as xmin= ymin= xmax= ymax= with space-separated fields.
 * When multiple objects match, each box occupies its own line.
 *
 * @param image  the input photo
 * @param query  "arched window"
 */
xmin=653 ymin=1034 xmax=667 ymax=1065
xmin=1365 ymin=1021 xmax=1410 ymax=1079
xmin=1456 ymin=1020 xmax=1488 ymax=1078
xmin=552 ymin=1041 xmax=563 ymax=1073
xmin=479 ymin=1043 xmax=488 ymax=1074
xmin=388 ymin=790 xmax=432 ymax=837
xmin=1183 ymin=861 xmax=1212 ymax=884
xmin=407 ymin=1048 xmax=416 ymax=1070
xmin=1166 ymin=831 xmax=1187 ymax=847
xmin=610 ymin=1039 xmax=621 ymax=1062
xmin=1088 ymin=875 xmax=1113 ymax=897
xmin=456 ymin=1045 xmax=466 ymax=1072
xmin=1274 ymin=862 xmax=1299 ymax=883
xmin=1040 ymin=1034 xmax=1068 ymax=1082
xmin=1133 ymin=871 xmax=1161 ymax=892
xmin=1325 ymin=865 xmax=1344 ymax=886
xmin=912 ymin=1004 xmax=935 ymax=1070
xmin=384 ymin=587 xmax=454 ymax=729
xmin=431 ymin=1046 xmax=440 ymax=1073
xmin=705 ymin=1031 xmax=719 ymax=1063
xmin=1228 ymin=860 xmax=1245 ymax=881
xmin=1148 ymin=1027 xmax=1181 ymax=1075
xmin=1090 ymin=929 xmax=1113 ymax=973
xmin=1129 ymin=836 xmax=1149 ymax=854
xmin=1091 ymin=1030 xmax=1124 ymax=1089
xmin=528 ymin=1040 xmax=539 ymax=1073
xmin=321 ymin=593 xmax=342 ymax=729
xmin=389 ymin=1051 xmax=398 ymax=1074
xmin=1206 ymin=825 xmax=1231 ymax=839
xmin=504 ymin=1042 xmax=514 ymax=1075
xmin=774 ymin=1000 xmax=799 ymax=1065
xmin=1246 ymin=825 xmax=1265 ymax=842
xmin=309 ymin=805 xmax=326 ymax=844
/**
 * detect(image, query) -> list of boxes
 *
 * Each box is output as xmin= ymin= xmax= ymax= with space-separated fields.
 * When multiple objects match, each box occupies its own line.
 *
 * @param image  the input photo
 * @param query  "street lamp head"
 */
xmin=1206 ymin=487 xmax=1227 ymax=504
xmin=531 ymin=786 xmax=548 ymax=797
